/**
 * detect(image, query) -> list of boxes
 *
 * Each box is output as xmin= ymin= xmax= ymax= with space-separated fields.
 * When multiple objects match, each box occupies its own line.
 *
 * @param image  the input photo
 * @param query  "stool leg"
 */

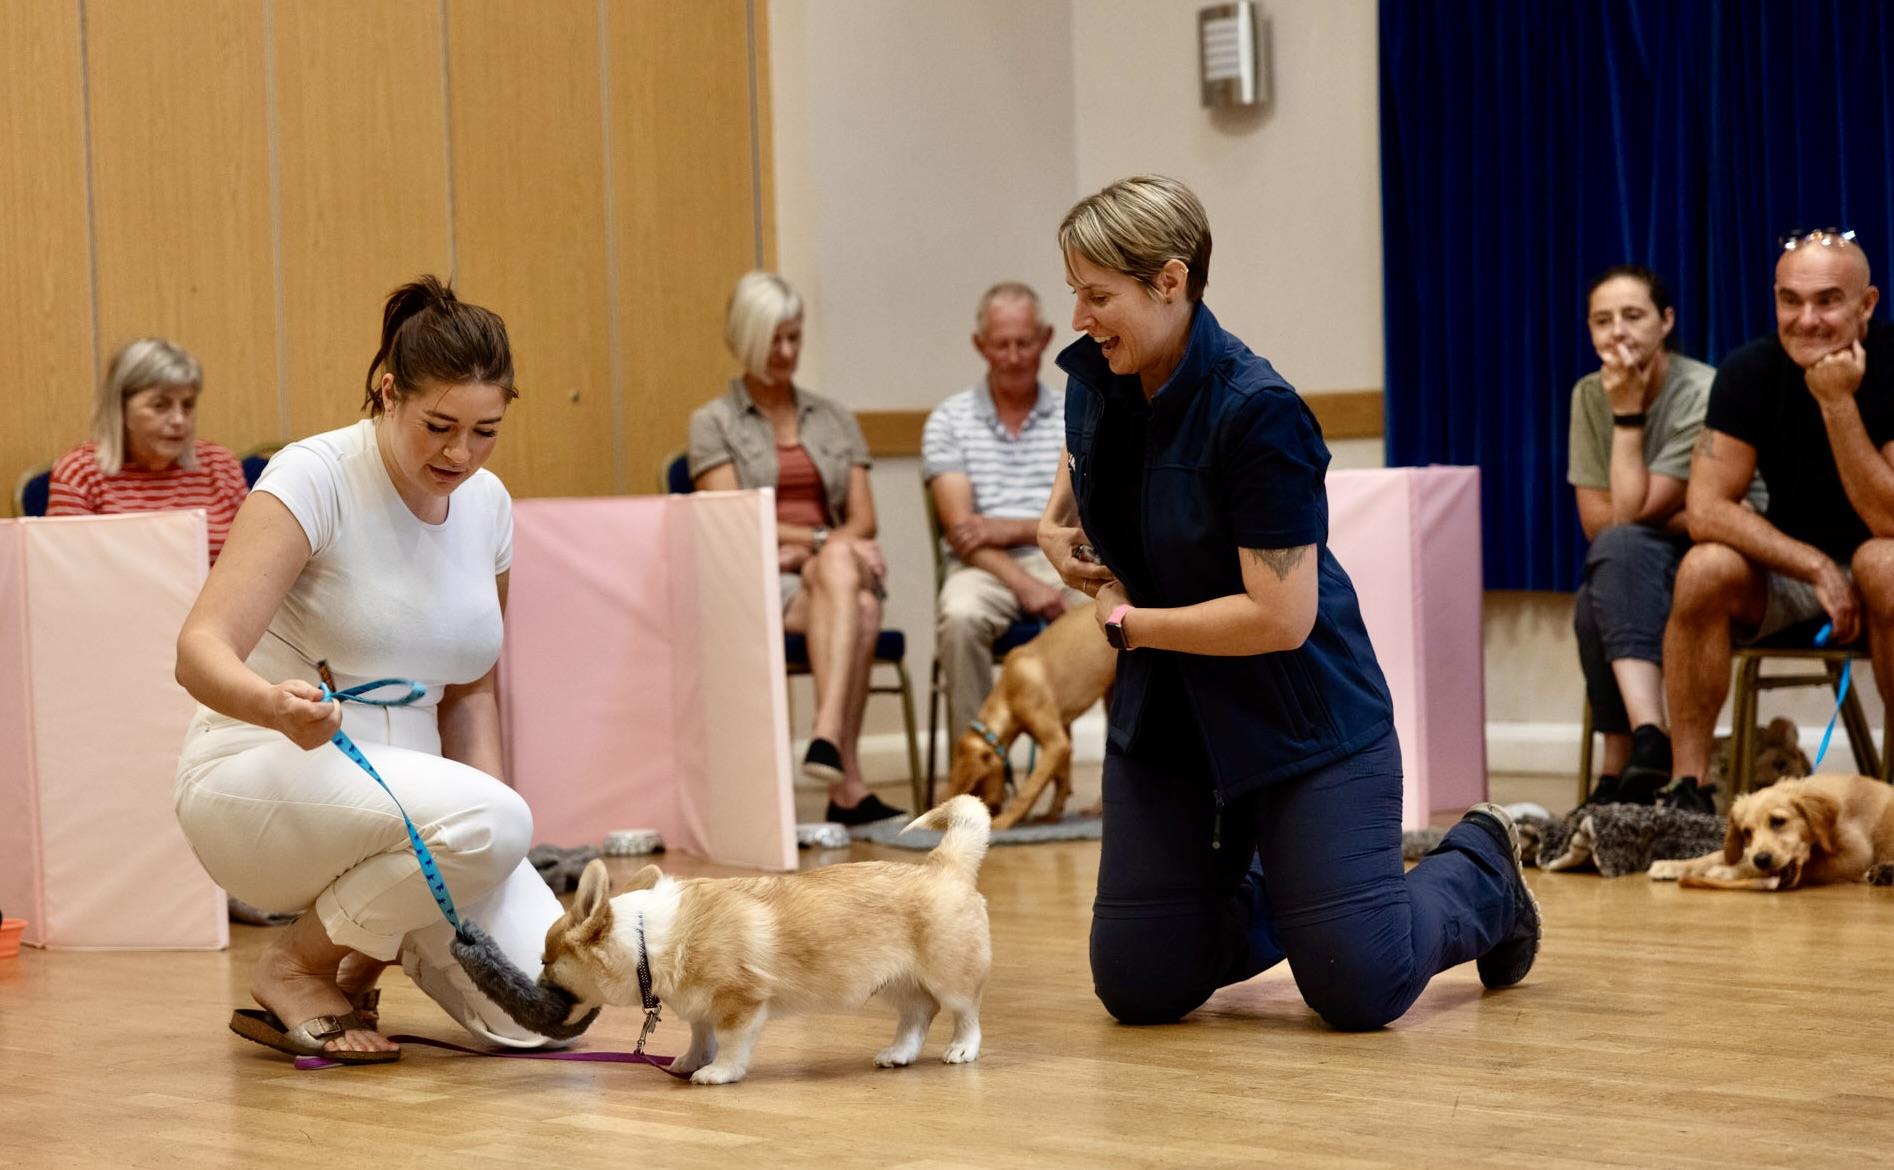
xmin=1833 ymin=660 xmax=1879 ymax=776
xmin=1578 ymin=695 xmax=1594 ymax=808
xmin=1733 ymin=656 xmax=1761 ymax=796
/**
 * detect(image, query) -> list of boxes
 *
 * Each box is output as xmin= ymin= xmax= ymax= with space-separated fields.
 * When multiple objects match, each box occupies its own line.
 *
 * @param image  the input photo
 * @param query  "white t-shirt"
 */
xmin=242 ymin=419 xmax=513 ymax=709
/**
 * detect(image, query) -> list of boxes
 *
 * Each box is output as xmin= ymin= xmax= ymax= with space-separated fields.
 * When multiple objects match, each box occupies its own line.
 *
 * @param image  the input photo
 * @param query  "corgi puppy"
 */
xmin=540 ymin=795 xmax=993 ymax=1084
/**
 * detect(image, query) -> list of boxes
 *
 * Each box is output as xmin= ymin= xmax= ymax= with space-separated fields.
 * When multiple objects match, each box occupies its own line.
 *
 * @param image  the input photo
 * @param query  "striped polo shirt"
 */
xmin=921 ymin=379 xmax=1065 ymax=521
xmin=46 ymin=438 xmax=249 ymax=563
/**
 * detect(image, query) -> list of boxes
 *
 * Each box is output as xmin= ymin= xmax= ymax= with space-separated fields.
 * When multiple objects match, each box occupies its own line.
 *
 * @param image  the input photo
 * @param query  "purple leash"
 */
xmin=295 ymin=1033 xmax=689 ymax=1077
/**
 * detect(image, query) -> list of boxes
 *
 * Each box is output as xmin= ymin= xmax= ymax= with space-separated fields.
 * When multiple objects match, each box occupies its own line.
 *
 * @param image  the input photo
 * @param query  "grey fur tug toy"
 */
xmin=450 ymin=919 xmax=600 ymax=1041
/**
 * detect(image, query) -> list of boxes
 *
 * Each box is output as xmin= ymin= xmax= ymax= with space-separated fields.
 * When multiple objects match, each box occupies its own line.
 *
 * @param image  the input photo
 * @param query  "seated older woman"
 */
xmin=687 ymin=271 xmax=906 ymax=827
xmin=47 ymin=338 xmax=249 ymax=563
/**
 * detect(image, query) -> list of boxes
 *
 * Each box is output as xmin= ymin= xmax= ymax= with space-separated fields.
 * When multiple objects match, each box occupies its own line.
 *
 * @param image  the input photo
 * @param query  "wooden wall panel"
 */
xmin=611 ymin=0 xmax=774 ymax=493
xmin=86 ymin=0 xmax=278 ymax=456
xmin=446 ymin=0 xmax=615 ymax=498
xmin=0 ymin=0 xmax=94 ymax=498
xmin=274 ymin=0 xmax=452 ymax=441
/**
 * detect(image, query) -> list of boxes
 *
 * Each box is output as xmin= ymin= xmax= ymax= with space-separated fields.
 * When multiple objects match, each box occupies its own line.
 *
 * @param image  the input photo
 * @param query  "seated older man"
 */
xmin=1662 ymin=229 xmax=1894 ymax=812
xmin=923 ymin=282 xmax=1085 ymax=741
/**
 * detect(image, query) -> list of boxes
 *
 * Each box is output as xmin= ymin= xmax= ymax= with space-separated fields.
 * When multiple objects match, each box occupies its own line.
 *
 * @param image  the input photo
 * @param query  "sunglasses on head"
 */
xmin=1778 ymin=227 xmax=1858 ymax=251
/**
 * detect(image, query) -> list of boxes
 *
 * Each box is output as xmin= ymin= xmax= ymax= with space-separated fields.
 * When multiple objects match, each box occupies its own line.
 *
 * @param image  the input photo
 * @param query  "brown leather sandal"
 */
xmin=228 ymin=1008 xmax=400 ymax=1064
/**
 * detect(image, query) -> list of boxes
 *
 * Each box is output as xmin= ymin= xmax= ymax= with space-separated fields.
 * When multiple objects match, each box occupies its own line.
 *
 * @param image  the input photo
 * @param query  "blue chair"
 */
xmin=662 ymin=452 xmax=925 ymax=812
xmin=13 ymin=464 xmax=52 ymax=517
xmin=921 ymin=485 xmax=1046 ymax=804
xmin=239 ymin=443 xmax=282 ymax=488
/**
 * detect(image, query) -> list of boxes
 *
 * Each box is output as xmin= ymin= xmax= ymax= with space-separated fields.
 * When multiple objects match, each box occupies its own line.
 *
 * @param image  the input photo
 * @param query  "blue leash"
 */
xmin=315 ymin=662 xmax=461 ymax=931
xmin=1811 ymin=623 xmax=1850 ymax=771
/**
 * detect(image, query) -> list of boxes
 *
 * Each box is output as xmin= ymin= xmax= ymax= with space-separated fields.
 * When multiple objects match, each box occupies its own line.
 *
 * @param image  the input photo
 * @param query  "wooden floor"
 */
xmin=7 ymin=830 xmax=1894 ymax=1169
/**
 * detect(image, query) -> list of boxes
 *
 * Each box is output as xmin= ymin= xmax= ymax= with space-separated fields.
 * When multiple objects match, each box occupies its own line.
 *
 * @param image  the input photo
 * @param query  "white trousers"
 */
xmin=174 ymin=703 xmax=563 ymax=1047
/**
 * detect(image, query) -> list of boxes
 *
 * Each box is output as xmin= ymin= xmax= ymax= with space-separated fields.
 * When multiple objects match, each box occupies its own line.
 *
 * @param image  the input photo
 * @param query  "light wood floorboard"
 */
xmin=6 ymin=823 xmax=1894 ymax=1167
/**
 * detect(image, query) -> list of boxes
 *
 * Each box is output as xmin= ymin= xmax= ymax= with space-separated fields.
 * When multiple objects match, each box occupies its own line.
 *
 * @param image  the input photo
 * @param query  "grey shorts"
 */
xmin=779 ymin=571 xmax=803 ymax=616
xmin=1745 ymin=568 xmax=1851 ymax=644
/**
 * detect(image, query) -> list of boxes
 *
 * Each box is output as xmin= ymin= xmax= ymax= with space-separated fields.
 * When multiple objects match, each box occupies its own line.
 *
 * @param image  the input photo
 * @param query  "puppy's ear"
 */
xmin=572 ymin=859 xmax=614 ymax=939
xmin=1722 ymin=804 xmax=1747 ymax=865
xmin=1791 ymin=790 xmax=1843 ymax=855
xmin=622 ymin=863 xmax=664 ymax=893
xmin=1764 ymin=716 xmax=1799 ymax=747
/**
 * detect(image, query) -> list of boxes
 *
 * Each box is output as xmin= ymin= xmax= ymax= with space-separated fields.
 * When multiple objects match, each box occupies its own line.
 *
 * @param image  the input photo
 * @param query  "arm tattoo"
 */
xmin=1245 ymin=545 xmax=1310 ymax=583
xmin=1694 ymin=428 xmax=1717 ymax=461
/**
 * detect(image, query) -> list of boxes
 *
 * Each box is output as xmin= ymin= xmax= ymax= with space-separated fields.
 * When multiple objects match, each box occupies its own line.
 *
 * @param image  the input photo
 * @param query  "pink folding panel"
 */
xmin=1327 ymin=467 xmax=1487 ymax=828
xmin=501 ymin=491 xmax=795 ymax=871
xmin=0 ymin=511 xmax=227 ymax=949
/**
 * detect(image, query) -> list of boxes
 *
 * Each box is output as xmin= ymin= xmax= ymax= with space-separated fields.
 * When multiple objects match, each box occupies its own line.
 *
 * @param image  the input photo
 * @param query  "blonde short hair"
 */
xmin=92 ymin=338 xmax=203 ymax=475
xmin=1058 ymin=174 xmax=1212 ymax=303
xmin=724 ymin=271 xmax=803 ymax=380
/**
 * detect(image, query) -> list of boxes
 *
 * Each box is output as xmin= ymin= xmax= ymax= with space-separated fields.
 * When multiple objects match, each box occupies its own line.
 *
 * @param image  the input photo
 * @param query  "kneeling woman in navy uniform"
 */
xmin=1040 ymin=175 xmax=1540 ymax=1030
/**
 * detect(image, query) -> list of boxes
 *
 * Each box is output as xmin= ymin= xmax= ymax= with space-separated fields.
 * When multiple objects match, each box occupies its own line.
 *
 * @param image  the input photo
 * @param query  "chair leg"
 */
xmin=894 ymin=660 xmax=925 ymax=814
xmin=1732 ymin=656 xmax=1761 ymax=797
xmin=1832 ymin=659 xmax=1880 ymax=777
xmin=926 ymin=658 xmax=942 ymax=807
xmin=1577 ymin=694 xmax=1594 ymax=808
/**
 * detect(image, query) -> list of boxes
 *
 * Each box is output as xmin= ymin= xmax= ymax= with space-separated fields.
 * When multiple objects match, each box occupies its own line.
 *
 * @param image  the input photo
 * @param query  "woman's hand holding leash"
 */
xmin=271 ymin=678 xmax=343 ymax=749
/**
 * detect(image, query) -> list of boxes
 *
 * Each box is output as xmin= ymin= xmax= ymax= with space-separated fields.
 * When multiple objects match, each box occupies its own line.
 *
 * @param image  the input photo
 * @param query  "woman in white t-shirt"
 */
xmin=174 ymin=277 xmax=555 ymax=1064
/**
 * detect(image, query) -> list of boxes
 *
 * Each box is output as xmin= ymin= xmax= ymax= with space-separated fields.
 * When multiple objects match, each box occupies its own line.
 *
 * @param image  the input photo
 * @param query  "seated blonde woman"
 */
xmin=47 ymin=338 xmax=248 ymax=563
xmin=687 ymin=271 xmax=905 ymax=826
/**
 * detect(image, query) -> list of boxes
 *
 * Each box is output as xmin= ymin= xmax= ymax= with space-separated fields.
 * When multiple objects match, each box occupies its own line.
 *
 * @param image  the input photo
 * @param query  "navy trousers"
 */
xmin=1090 ymin=728 xmax=1516 ymax=1031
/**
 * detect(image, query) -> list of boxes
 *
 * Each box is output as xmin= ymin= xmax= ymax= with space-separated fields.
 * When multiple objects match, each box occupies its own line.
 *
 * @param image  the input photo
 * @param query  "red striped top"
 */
xmin=46 ymin=439 xmax=249 ymax=563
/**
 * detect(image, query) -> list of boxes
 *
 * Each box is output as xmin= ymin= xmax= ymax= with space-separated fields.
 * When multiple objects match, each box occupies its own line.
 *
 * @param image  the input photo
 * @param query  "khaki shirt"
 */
xmin=687 ymin=378 xmax=870 ymax=526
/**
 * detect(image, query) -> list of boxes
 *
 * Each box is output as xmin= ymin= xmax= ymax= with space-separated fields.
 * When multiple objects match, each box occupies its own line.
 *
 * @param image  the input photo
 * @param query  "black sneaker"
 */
xmin=1581 ymin=773 xmax=1623 ymax=806
xmin=802 ymin=737 xmax=845 ymax=786
xmin=1658 ymin=777 xmax=1717 ymax=816
xmin=1616 ymin=724 xmax=1672 ymax=804
xmin=1460 ymin=802 xmax=1542 ymax=990
xmin=825 ymin=793 xmax=908 ymax=827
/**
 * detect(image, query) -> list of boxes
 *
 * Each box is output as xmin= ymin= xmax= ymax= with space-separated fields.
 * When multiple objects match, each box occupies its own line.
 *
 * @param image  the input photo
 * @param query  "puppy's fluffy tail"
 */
xmin=903 ymin=794 xmax=991 ymax=880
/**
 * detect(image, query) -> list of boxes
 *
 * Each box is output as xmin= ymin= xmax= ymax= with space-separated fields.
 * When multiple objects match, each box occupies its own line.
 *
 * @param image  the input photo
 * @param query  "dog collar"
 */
xmin=635 ymin=912 xmax=662 ymax=1055
xmin=969 ymin=719 xmax=1015 ymax=787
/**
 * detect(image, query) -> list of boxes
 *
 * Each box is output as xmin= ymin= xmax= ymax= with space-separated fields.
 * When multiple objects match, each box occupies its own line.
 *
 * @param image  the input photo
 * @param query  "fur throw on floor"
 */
xmin=528 ymin=843 xmax=602 ymax=894
xmin=1537 ymin=804 xmax=1725 ymax=877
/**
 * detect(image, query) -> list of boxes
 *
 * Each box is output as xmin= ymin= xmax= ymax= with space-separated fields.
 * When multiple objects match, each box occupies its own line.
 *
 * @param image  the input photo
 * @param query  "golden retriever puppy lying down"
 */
xmin=1649 ymin=774 xmax=1894 ymax=890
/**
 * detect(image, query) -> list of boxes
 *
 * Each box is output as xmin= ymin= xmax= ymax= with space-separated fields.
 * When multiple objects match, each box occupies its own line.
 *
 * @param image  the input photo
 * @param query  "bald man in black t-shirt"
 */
xmin=1661 ymin=231 xmax=1894 ymax=813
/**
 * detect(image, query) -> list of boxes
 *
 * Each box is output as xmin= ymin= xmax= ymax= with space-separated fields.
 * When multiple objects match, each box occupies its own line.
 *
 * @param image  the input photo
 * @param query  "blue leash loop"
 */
xmin=315 ymin=662 xmax=461 ymax=931
xmin=1811 ymin=623 xmax=1850 ymax=771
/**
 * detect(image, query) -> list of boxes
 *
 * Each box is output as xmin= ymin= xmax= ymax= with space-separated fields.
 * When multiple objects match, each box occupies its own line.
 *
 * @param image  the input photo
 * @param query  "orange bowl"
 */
xmin=0 ymin=918 xmax=26 ymax=959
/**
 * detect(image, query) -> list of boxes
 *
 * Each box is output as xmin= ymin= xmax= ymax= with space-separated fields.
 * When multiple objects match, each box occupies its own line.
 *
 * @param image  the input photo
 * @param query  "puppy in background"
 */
xmin=946 ymin=606 xmax=1115 ymax=829
xmin=540 ymin=796 xmax=992 ymax=1084
xmin=1649 ymin=774 xmax=1894 ymax=890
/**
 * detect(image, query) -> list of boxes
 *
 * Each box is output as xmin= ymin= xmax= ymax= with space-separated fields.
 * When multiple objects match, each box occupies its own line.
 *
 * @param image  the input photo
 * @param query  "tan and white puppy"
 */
xmin=540 ymin=796 xmax=993 ymax=1084
xmin=1649 ymin=774 xmax=1894 ymax=890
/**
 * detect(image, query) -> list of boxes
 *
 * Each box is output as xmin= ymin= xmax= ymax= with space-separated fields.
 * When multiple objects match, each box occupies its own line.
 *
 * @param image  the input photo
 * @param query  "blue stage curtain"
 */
xmin=1380 ymin=0 xmax=1894 ymax=590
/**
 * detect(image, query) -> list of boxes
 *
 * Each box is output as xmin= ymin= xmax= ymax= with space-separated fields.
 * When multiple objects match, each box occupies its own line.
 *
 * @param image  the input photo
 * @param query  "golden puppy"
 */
xmin=1648 ymin=774 xmax=1894 ymax=890
xmin=539 ymin=796 xmax=992 ymax=1084
xmin=946 ymin=606 xmax=1116 ymax=829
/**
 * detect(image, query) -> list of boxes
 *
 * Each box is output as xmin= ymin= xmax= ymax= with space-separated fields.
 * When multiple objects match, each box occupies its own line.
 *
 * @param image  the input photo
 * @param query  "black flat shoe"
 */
xmin=826 ymin=794 xmax=907 ymax=827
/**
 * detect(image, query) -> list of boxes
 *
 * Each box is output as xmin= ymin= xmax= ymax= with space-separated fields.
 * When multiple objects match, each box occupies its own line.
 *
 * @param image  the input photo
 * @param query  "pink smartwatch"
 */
xmin=1105 ymin=603 xmax=1133 ymax=651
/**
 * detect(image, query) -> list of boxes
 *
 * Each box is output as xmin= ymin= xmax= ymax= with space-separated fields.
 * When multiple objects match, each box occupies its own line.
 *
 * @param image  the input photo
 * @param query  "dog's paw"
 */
xmin=689 ymin=1063 xmax=746 ymax=1085
xmin=941 ymin=1040 xmax=980 ymax=1064
xmin=874 ymin=1044 xmax=918 ymax=1068
xmin=1647 ymin=859 xmax=1687 ymax=882
xmin=671 ymin=1052 xmax=712 ymax=1075
xmin=1867 ymin=862 xmax=1894 ymax=887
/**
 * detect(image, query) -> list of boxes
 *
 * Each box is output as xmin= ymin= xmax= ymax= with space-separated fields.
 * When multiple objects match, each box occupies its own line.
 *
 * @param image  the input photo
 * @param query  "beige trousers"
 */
xmin=936 ymin=551 xmax=1087 ymax=737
